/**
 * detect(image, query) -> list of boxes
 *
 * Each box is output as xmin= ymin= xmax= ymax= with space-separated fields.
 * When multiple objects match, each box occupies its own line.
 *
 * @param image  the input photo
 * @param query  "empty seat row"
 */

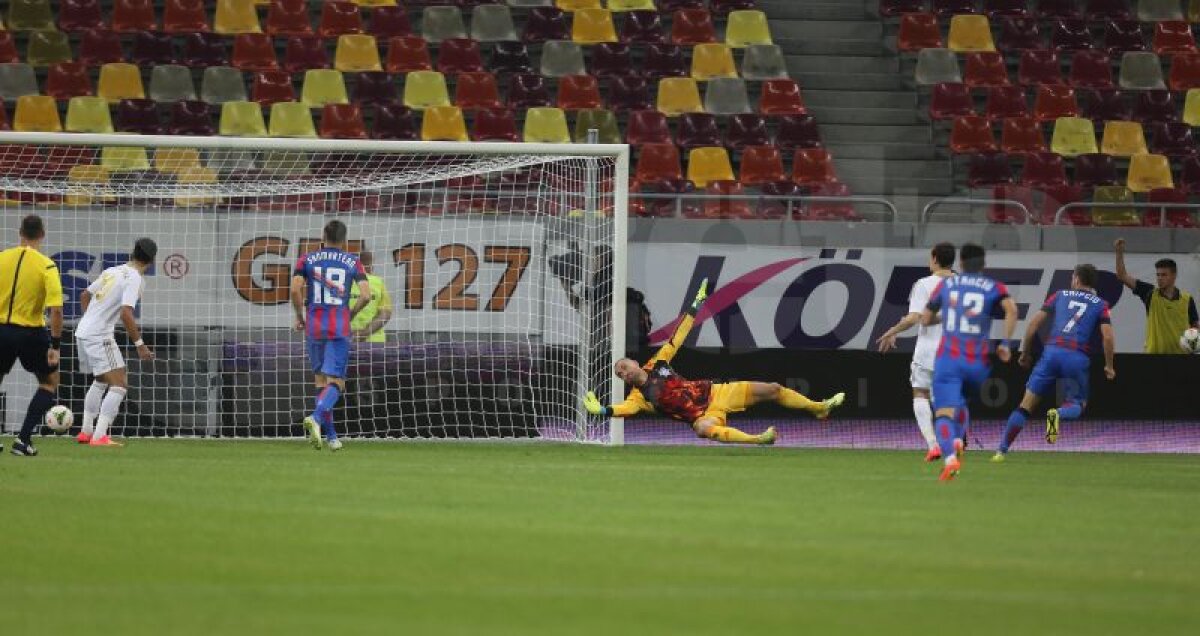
xmin=929 ymin=83 xmax=1200 ymax=123
xmin=882 ymin=0 xmax=1189 ymax=22
xmin=900 ymin=13 xmax=1200 ymax=53
xmin=633 ymin=143 xmax=840 ymax=188
xmin=914 ymin=47 xmax=1200 ymax=90
xmin=963 ymin=148 xmax=1184 ymax=192
xmin=976 ymin=183 xmax=1197 ymax=226
xmin=950 ymin=113 xmax=1200 ymax=157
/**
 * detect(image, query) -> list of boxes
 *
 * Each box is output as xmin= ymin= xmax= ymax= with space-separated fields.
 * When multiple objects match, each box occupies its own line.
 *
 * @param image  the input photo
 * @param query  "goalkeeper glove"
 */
xmin=583 ymin=391 xmax=609 ymax=417
xmin=691 ymin=278 xmax=709 ymax=312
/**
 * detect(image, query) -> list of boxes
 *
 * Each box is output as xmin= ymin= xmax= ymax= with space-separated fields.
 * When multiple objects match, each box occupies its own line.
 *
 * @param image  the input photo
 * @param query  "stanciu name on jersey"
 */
xmin=945 ymin=274 xmax=997 ymax=292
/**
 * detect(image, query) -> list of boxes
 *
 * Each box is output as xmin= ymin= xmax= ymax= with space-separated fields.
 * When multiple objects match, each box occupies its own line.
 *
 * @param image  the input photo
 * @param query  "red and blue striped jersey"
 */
xmin=294 ymin=248 xmax=366 ymax=340
xmin=1042 ymin=289 xmax=1111 ymax=353
xmin=927 ymin=273 xmax=1011 ymax=364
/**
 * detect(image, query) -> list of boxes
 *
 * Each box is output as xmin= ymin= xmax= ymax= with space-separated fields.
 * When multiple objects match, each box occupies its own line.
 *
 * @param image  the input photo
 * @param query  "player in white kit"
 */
xmin=74 ymin=239 xmax=157 ymax=447
xmin=875 ymin=243 xmax=956 ymax=461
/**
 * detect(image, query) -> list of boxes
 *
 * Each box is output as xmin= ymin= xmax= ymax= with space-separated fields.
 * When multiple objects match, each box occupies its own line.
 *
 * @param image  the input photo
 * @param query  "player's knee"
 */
xmin=692 ymin=421 xmax=713 ymax=438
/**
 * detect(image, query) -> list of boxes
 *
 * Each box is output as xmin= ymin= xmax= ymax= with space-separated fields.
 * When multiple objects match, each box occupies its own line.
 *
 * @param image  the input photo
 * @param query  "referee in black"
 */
xmin=0 ymin=215 xmax=65 ymax=457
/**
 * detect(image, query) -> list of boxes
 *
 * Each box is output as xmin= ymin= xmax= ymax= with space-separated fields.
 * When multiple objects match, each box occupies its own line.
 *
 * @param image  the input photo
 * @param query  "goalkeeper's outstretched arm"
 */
xmin=649 ymin=279 xmax=708 ymax=365
xmin=584 ymin=390 xmax=649 ymax=418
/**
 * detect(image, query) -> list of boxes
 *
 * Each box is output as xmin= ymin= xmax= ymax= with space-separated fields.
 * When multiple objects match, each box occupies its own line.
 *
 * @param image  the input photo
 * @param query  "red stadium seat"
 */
xmin=1169 ymin=53 xmax=1200 ymax=90
xmin=879 ymin=0 xmax=927 ymax=17
xmin=676 ymin=113 xmax=723 ymax=149
xmin=0 ymin=33 xmax=18 ymax=64
xmin=898 ymin=13 xmax=944 ymax=52
xmin=1144 ymin=188 xmax=1198 ymax=227
xmin=283 ymin=36 xmax=330 ymax=73
xmin=620 ymin=11 xmax=667 ymax=44
xmin=626 ymin=110 xmax=673 ymax=145
xmin=739 ymin=145 xmax=787 ymax=186
xmin=1017 ymin=50 xmax=1064 ymax=86
xmin=266 ymin=0 xmax=313 ymax=36
xmin=1021 ymin=151 xmax=1069 ymax=188
xmin=1104 ymin=20 xmax=1146 ymax=55
xmin=997 ymin=17 xmax=1042 ymax=51
xmin=985 ymin=0 xmax=1030 ymax=18
xmin=776 ymin=114 xmax=823 ymax=151
xmin=1050 ymin=19 xmax=1093 ymax=51
xmin=45 ymin=62 xmax=94 ymax=100
xmin=1000 ymin=116 xmax=1047 ymax=153
xmin=181 ymin=32 xmax=228 ymax=68
xmin=351 ymin=72 xmax=398 ymax=106
xmin=471 ymin=108 xmax=519 ymax=142
xmin=506 ymin=73 xmax=551 ymax=109
xmin=1087 ymin=0 xmax=1133 ymax=20
xmin=725 ymin=114 xmax=771 ymax=151
xmin=454 ymin=71 xmax=503 ymax=110
xmin=371 ymin=101 xmax=418 ymax=140
xmin=250 ymin=70 xmax=295 ymax=105
xmin=1035 ymin=0 xmax=1082 ymax=20
xmin=792 ymin=148 xmax=838 ymax=187
xmin=606 ymin=76 xmax=653 ymax=111
xmin=1179 ymin=155 xmax=1200 ymax=193
xmin=670 ymin=9 xmax=718 ymax=45
xmin=642 ymin=44 xmax=688 ymax=79
xmin=319 ymin=103 xmax=367 ymax=139
xmin=1080 ymin=88 xmax=1130 ymax=121
xmin=698 ymin=181 xmax=755 ymax=219
xmin=950 ymin=115 xmax=998 ymax=153
xmin=113 ymin=0 xmax=157 ymax=33
xmin=163 ymin=0 xmax=210 ymax=34
xmin=660 ymin=0 xmax=706 ymax=9
xmin=79 ymin=29 xmax=126 ymax=67
xmin=1033 ymin=84 xmax=1079 ymax=121
xmin=1069 ymin=50 xmax=1116 ymax=89
xmin=113 ymin=98 xmax=161 ymax=134
xmin=130 ymin=31 xmax=176 ymax=66
xmin=1039 ymin=184 xmax=1089 ymax=224
xmin=966 ymin=152 xmax=1014 ymax=187
xmin=987 ymin=185 xmax=1036 ymax=223
xmin=985 ymin=86 xmax=1030 ymax=120
xmin=490 ymin=41 xmax=533 ymax=75
xmin=436 ymin=38 xmax=485 ymax=74
xmin=232 ymin=34 xmax=279 ymax=71
xmin=556 ymin=74 xmax=603 ymax=110
xmin=1073 ymin=152 xmax=1119 ymax=187
xmin=319 ymin=1 xmax=364 ymax=38
xmin=59 ymin=0 xmax=106 ymax=33
xmin=709 ymin=0 xmax=760 ymax=17
xmin=384 ymin=36 xmax=432 ymax=73
xmin=929 ymin=82 xmax=975 ymax=120
xmin=522 ymin=7 xmax=570 ymax=43
xmin=1153 ymin=21 xmax=1197 ymax=55
xmin=933 ymin=0 xmax=979 ymax=18
xmin=167 ymin=100 xmax=215 ymax=135
xmin=590 ymin=43 xmax=634 ymax=79
xmin=964 ymin=52 xmax=1011 ymax=88
xmin=759 ymin=79 xmax=806 ymax=115
xmin=1149 ymin=121 xmax=1197 ymax=157
xmin=635 ymin=143 xmax=684 ymax=183
xmin=1132 ymin=89 xmax=1178 ymax=123
xmin=802 ymin=182 xmax=862 ymax=222
xmin=368 ymin=6 xmax=412 ymax=39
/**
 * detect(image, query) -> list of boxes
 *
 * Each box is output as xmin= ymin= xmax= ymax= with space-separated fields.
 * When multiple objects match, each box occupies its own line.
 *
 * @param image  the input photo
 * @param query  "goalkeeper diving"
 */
xmin=583 ymin=280 xmax=845 ymax=445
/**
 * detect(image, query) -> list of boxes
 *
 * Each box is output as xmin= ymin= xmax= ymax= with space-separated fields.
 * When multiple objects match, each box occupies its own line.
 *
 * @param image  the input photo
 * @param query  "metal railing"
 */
xmin=1054 ymin=201 xmax=1200 ymax=227
xmin=634 ymin=193 xmax=899 ymax=221
xmin=921 ymin=197 xmax=1033 ymax=224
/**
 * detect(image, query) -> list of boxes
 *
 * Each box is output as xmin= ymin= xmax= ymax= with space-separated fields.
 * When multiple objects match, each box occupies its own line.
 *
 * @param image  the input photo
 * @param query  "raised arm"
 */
xmin=1113 ymin=238 xmax=1137 ymax=290
xmin=649 ymin=279 xmax=708 ymax=365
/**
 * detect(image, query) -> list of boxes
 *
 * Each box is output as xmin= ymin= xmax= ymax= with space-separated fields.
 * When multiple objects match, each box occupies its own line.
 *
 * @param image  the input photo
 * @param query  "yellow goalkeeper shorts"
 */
xmin=699 ymin=381 xmax=752 ymax=427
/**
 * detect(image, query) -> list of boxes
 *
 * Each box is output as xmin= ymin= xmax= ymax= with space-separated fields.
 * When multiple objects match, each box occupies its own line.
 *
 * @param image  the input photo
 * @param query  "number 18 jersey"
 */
xmin=927 ymin=273 xmax=1011 ymax=365
xmin=294 ymin=248 xmax=366 ymax=341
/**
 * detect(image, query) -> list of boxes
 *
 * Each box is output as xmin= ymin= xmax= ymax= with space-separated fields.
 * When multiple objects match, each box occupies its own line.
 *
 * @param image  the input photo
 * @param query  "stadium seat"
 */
xmin=725 ymin=10 xmax=772 ymax=48
xmin=758 ymin=79 xmax=805 ymax=115
xmin=609 ymin=0 xmax=658 ymax=10
xmin=620 ymin=10 xmax=667 ymax=43
xmin=471 ymin=107 xmax=519 ymax=141
xmin=181 ymin=32 xmax=229 ymax=68
xmin=1104 ymin=20 xmax=1146 ymax=55
xmin=915 ymin=48 xmax=963 ymax=85
xmin=625 ymin=109 xmax=672 ymax=145
xmin=167 ymin=99 xmax=215 ymax=135
xmin=556 ymin=0 xmax=601 ymax=10
xmin=950 ymin=116 xmax=998 ymax=153
xmin=1034 ymin=182 xmax=1085 ymax=224
xmin=659 ymin=0 xmax=708 ymax=8
xmin=686 ymin=146 xmax=734 ymax=187
xmin=741 ymin=44 xmax=788 ymax=80
xmin=26 ymin=30 xmax=73 ymax=68
xmin=268 ymin=101 xmax=317 ymax=137
xmin=557 ymin=74 xmax=602 ymax=110
xmin=572 ymin=8 xmax=617 ymax=43
xmin=507 ymin=73 xmax=551 ymax=108
xmin=471 ymin=4 xmax=517 ymax=42
xmin=113 ymin=0 xmax=157 ymax=33
xmin=371 ymin=100 xmax=417 ymax=139
xmin=98 ymin=63 xmax=145 ymax=103
xmin=201 ymin=66 xmax=248 ymax=104
xmin=100 ymin=145 xmax=150 ymax=172
xmin=454 ymin=71 xmax=502 ymax=110
xmin=725 ymin=113 xmax=770 ymax=151
xmin=705 ymin=78 xmax=751 ymax=115
xmin=1143 ymin=0 xmax=1185 ymax=20
xmin=879 ymin=0 xmax=926 ymax=17
xmin=1070 ymin=51 xmax=1115 ymax=89
xmin=78 ymin=29 xmax=126 ymax=67
xmin=573 ymin=108 xmax=621 ymax=143
xmin=266 ymin=0 xmax=312 ymax=36
xmin=490 ymin=41 xmax=533 ymax=75
xmin=1132 ymin=89 xmax=1178 ymax=123
xmin=643 ymin=43 xmax=689 ymax=79
xmin=606 ymin=75 xmax=653 ymax=111
xmin=1080 ymin=88 xmax=1130 ymax=121
xmin=929 ymin=82 xmax=975 ymax=120
xmin=65 ymin=96 xmax=114 ymax=133
xmin=369 ymin=5 xmax=411 ymax=39
xmin=46 ymin=62 xmax=93 ymax=100
xmin=1021 ymin=151 xmax=1069 ymax=188
xmin=401 ymin=70 xmax=449 ymax=109
xmin=932 ymin=0 xmax=978 ymax=17
xmin=385 ymin=36 xmax=432 ymax=73
xmin=590 ymin=43 xmax=633 ymax=79
xmin=6 ymin=0 xmax=53 ymax=32
xmin=985 ymin=86 xmax=1029 ymax=120
xmin=59 ymin=0 xmax=105 ymax=33
xmin=437 ymin=38 xmax=485 ymax=74
xmin=1169 ymin=53 xmax=1200 ymax=90
xmin=1101 ymin=120 xmax=1148 ymax=156
xmin=1089 ymin=0 xmax=1134 ymax=20
xmin=691 ymin=43 xmax=738 ymax=81
xmin=1034 ymin=84 xmax=1080 ymax=121
xmin=539 ymin=40 xmax=587 ymax=77
xmin=695 ymin=181 xmax=755 ymax=220
xmin=776 ymin=114 xmax=823 ymax=151
xmin=351 ymin=0 xmax=395 ymax=7
xmin=1000 ymin=116 xmax=1047 ymax=153
xmin=997 ymin=17 xmax=1042 ymax=51
xmin=11 ymin=95 xmax=61 ymax=132
xmin=219 ymin=100 xmax=266 ymax=136
xmin=657 ymin=77 xmax=704 ymax=115
xmin=320 ymin=2 xmax=364 ymax=38
xmin=420 ymin=104 xmax=468 ymax=141
xmin=671 ymin=9 xmax=717 ymax=45
xmin=1050 ymin=116 xmax=1099 ymax=156
xmin=1119 ymin=51 xmax=1167 ymax=89
xmin=676 ymin=112 xmax=722 ymax=149
xmin=985 ymin=0 xmax=1030 ymax=17
xmin=1017 ymin=50 xmax=1063 ymax=86
xmin=966 ymin=152 xmax=1013 ymax=187
xmin=1050 ymin=19 xmax=1092 ymax=51
xmin=232 ymin=33 xmax=280 ymax=71
xmin=0 ymin=33 xmax=17 ymax=65
xmin=1149 ymin=121 xmax=1197 ymax=157
xmin=523 ymin=106 xmax=571 ymax=143
xmin=0 ymin=64 xmax=38 ymax=103
xmin=335 ymin=34 xmax=382 ymax=72
xmin=173 ymin=166 xmax=219 ymax=207
xmin=163 ymin=0 xmax=210 ymax=34
xmin=1184 ymin=89 xmax=1200 ymax=126
xmin=1033 ymin=0 xmax=1079 ymax=18
xmin=215 ymin=0 xmax=262 ymax=35
xmin=1178 ymin=154 xmax=1200 ymax=193
xmin=129 ymin=31 xmax=176 ymax=67
xmin=148 ymin=64 xmax=197 ymax=102
xmin=1091 ymin=184 xmax=1139 ymax=224
xmin=1155 ymin=21 xmax=1197 ymax=54
xmin=948 ymin=15 xmax=996 ymax=52
xmin=964 ymin=52 xmax=1010 ymax=88
xmin=792 ymin=148 xmax=838 ymax=187
xmin=300 ymin=69 xmax=349 ymax=107
xmin=1074 ymin=152 xmax=1119 ymax=187
xmin=154 ymin=147 xmax=202 ymax=174
xmin=350 ymin=71 xmax=396 ymax=106
xmin=1143 ymin=188 xmax=1196 ymax=227
xmin=738 ymin=145 xmax=786 ymax=187
xmin=635 ymin=143 xmax=684 ymax=183
xmin=112 ymin=98 xmax=160 ymax=134
xmin=250 ymin=69 xmax=295 ymax=105
xmin=523 ymin=7 xmax=570 ymax=43
xmin=422 ymin=6 xmax=468 ymax=43
xmin=899 ymin=13 xmax=943 ymax=52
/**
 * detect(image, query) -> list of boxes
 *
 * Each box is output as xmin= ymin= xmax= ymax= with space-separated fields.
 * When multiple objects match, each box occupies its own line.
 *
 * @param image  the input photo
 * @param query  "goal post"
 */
xmin=0 ymin=132 xmax=628 ymax=445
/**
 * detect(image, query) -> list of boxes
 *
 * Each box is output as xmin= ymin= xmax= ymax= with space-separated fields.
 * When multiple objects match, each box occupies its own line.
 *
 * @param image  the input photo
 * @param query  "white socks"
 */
xmin=82 ymin=381 xmax=108 ymax=436
xmin=913 ymin=397 xmax=937 ymax=450
xmin=93 ymin=386 xmax=127 ymax=440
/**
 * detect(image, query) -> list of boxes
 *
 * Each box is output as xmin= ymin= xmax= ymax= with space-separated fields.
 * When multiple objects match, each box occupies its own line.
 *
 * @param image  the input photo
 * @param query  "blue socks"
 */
xmin=934 ymin=415 xmax=958 ymax=460
xmin=1057 ymin=402 xmax=1082 ymax=420
xmin=313 ymin=385 xmax=341 ymax=441
xmin=1000 ymin=407 xmax=1029 ymax=453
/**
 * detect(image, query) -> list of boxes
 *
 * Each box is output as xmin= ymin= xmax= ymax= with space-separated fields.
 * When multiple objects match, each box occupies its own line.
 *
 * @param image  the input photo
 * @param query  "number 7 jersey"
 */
xmin=927 ymin=273 xmax=1011 ymax=364
xmin=1043 ymin=289 xmax=1111 ymax=353
xmin=294 ymin=248 xmax=366 ymax=341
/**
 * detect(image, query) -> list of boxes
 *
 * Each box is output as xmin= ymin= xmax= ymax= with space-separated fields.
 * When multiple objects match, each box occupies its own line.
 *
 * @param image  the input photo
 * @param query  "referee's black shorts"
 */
xmin=0 ymin=324 xmax=57 ymax=379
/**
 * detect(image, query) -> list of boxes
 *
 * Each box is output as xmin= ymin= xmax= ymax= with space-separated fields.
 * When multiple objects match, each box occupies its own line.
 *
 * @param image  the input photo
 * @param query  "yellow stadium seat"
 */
xmin=175 ymin=166 xmax=220 ymax=207
xmin=686 ymin=146 xmax=734 ymax=187
xmin=66 ymin=165 xmax=110 ymax=205
xmin=947 ymin=14 xmax=996 ymax=53
xmin=353 ymin=0 xmax=397 ymax=6
xmin=12 ymin=95 xmax=62 ymax=132
xmin=300 ymin=69 xmax=349 ymax=107
xmin=1091 ymin=185 xmax=1139 ymax=225
xmin=219 ymin=100 xmax=268 ymax=136
xmin=402 ymin=70 xmax=450 ymax=110
xmin=268 ymin=101 xmax=318 ymax=138
xmin=420 ymin=105 xmax=468 ymax=141
xmin=1100 ymin=121 xmax=1148 ymax=157
xmin=1184 ymin=89 xmax=1200 ymax=126
xmin=556 ymin=0 xmax=601 ymax=10
xmin=1050 ymin=116 xmax=1098 ymax=157
xmin=572 ymin=108 xmax=622 ymax=143
xmin=154 ymin=148 xmax=203 ymax=174
xmin=101 ymin=145 xmax=151 ymax=172
xmin=656 ymin=77 xmax=704 ymax=116
xmin=334 ymin=34 xmax=382 ymax=72
xmin=724 ymin=10 xmax=773 ymax=48
xmin=571 ymin=8 xmax=617 ymax=44
xmin=523 ymin=107 xmax=571 ymax=143
xmin=97 ymin=63 xmax=146 ymax=103
xmin=1126 ymin=153 xmax=1174 ymax=192
xmin=65 ymin=96 xmax=114 ymax=133
xmin=26 ymin=30 xmax=72 ymax=68
xmin=607 ymin=0 xmax=657 ymax=11
xmin=691 ymin=43 xmax=738 ymax=81
xmin=214 ymin=0 xmax=262 ymax=35
xmin=261 ymin=150 xmax=310 ymax=176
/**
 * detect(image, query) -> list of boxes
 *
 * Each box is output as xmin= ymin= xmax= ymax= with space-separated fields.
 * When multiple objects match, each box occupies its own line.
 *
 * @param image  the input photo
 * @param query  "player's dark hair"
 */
xmin=931 ymin=242 xmax=955 ymax=269
xmin=359 ymin=250 xmax=373 ymax=268
xmin=132 ymin=238 xmax=158 ymax=264
xmin=323 ymin=220 xmax=348 ymax=245
xmin=960 ymin=243 xmax=986 ymax=273
xmin=19 ymin=215 xmax=45 ymax=240
xmin=1155 ymin=258 xmax=1177 ymax=273
xmin=1074 ymin=264 xmax=1097 ymax=288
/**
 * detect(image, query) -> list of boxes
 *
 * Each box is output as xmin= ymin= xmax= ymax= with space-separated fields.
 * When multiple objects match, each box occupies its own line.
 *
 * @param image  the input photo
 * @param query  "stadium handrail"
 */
xmin=636 ymin=193 xmax=899 ymax=221
xmin=1054 ymin=201 xmax=1200 ymax=226
xmin=921 ymin=197 xmax=1033 ymax=224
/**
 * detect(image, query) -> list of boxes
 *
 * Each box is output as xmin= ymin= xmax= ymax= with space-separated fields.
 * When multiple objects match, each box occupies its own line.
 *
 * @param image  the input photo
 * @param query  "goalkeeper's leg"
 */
xmin=746 ymin=382 xmax=845 ymax=419
xmin=692 ymin=417 xmax=775 ymax=445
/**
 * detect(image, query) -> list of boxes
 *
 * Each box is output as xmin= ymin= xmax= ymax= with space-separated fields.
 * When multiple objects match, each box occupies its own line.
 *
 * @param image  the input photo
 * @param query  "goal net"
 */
xmin=0 ymin=133 xmax=628 ymax=444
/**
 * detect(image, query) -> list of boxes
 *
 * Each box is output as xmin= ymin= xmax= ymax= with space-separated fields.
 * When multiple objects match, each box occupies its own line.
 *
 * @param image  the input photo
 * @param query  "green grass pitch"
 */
xmin=2 ymin=439 xmax=1197 ymax=635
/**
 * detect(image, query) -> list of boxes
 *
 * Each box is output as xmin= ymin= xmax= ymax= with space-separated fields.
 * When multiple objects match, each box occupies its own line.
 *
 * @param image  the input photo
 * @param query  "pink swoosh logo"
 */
xmin=648 ymin=257 xmax=810 ymax=344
